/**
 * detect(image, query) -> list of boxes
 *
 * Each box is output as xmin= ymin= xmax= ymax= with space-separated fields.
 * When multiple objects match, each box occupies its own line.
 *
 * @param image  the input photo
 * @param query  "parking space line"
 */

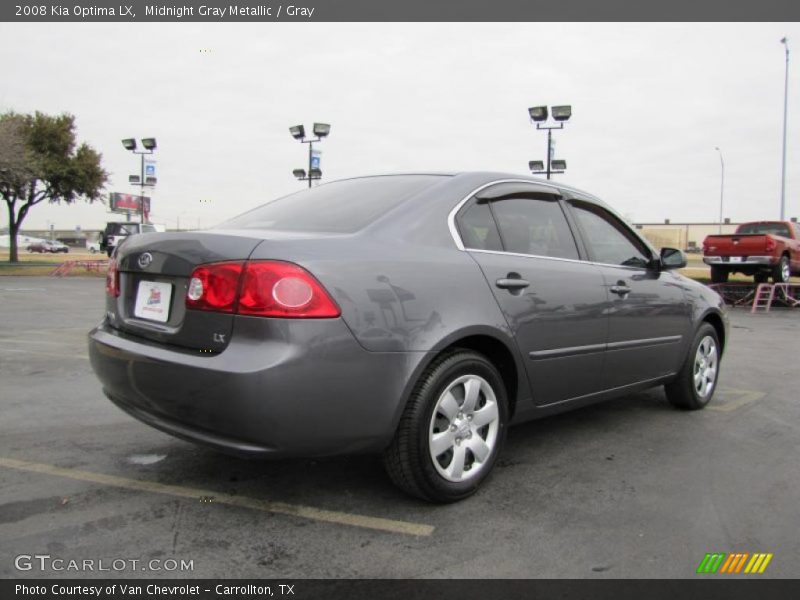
xmin=707 ymin=388 xmax=766 ymax=412
xmin=0 ymin=348 xmax=89 ymax=360
xmin=0 ymin=457 xmax=435 ymax=537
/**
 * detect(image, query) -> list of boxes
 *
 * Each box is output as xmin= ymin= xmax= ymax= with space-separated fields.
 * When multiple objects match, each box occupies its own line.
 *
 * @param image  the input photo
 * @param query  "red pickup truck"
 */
xmin=703 ymin=221 xmax=800 ymax=284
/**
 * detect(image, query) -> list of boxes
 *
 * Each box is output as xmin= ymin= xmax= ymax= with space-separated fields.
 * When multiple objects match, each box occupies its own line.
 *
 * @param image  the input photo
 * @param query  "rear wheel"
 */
xmin=710 ymin=266 xmax=729 ymax=284
xmin=772 ymin=255 xmax=790 ymax=284
xmin=383 ymin=350 xmax=508 ymax=502
xmin=664 ymin=323 xmax=720 ymax=410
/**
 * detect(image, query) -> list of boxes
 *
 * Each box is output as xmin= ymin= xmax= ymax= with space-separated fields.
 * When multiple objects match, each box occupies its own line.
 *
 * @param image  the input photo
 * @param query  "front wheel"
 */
xmin=772 ymin=255 xmax=790 ymax=284
xmin=664 ymin=323 xmax=720 ymax=410
xmin=383 ymin=350 xmax=508 ymax=502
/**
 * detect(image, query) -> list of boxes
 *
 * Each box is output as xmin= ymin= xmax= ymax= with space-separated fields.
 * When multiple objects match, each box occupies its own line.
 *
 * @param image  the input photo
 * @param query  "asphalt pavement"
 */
xmin=1 ymin=276 xmax=798 ymax=578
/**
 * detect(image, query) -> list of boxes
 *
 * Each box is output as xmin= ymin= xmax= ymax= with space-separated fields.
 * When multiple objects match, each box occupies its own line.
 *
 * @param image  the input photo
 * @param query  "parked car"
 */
xmin=88 ymin=173 xmax=728 ymax=502
xmin=27 ymin=240 xmax=69 ymax=253
xmin=100 ymin=222 xmax=157 ymax=256
xmin=86 ymin=240 xmax=101 ymax=254
xmin=703 ymin=221 xmax=800 ymax=284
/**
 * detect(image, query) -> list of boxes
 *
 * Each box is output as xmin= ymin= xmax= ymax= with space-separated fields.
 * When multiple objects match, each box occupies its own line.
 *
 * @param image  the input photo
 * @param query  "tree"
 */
xmin=0 ymin=111 xmax=108 ymax=262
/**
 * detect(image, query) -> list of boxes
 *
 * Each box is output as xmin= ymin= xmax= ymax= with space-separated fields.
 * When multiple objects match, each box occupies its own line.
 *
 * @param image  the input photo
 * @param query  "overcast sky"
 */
xmin=1 ymin=22 xmax=798 ymax=231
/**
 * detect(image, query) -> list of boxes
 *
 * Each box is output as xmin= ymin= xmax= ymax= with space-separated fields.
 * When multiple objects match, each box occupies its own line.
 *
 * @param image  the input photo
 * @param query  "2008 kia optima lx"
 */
xmin=89 ymin=173 xmax=728 ymax=502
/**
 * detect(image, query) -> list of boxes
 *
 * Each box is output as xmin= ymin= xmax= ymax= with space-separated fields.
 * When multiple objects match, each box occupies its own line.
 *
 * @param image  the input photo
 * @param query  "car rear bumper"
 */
xmin=703 ymin=255 xmax=774 ymax=266
xmin=88 ymin=317 xmax=422 ymax=458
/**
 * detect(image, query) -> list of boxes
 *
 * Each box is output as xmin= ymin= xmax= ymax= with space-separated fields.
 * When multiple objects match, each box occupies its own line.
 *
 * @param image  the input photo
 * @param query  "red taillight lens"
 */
xmin=184 ymin=260 xmax=340 ymax=318
xmin=238 ymin=261 xmax=340 ymax=318
xmin=765 ymin=236 xmax=777 ymax=252
xmin=106 ymin=258 xmax=120 ymax=297
xmin=185 ymin=261 xmax=244 ymax=313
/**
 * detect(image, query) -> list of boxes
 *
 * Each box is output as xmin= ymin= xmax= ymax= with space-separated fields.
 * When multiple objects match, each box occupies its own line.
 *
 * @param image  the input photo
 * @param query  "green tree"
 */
xmin=0 ymin=111 xmax=108 ymax=262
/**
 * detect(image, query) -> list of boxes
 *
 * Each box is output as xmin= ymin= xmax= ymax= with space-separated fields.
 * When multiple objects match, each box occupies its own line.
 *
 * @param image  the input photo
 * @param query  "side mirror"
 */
xmin=660 ymin=247 xmax=687 ymax=270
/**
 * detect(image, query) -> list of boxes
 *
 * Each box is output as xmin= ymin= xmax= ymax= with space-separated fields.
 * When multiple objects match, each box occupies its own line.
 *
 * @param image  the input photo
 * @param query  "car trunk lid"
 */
xmin=108 ymin=231 xmax=264 ymax=352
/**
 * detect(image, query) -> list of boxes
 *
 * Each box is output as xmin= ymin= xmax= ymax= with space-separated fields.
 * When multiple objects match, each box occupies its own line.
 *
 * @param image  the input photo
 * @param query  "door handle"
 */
xmin=610 ymin=283 xmax=631 ymax=296
xmin=496 ymin=278 xmax=530 ymax=290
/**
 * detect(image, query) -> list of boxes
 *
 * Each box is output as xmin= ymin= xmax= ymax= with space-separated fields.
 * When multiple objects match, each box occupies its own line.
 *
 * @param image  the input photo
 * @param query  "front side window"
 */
xmin=569 ymin=201 xmax=651 ymax=268
xmin=490 ymin=197 xmax=579 ymax=260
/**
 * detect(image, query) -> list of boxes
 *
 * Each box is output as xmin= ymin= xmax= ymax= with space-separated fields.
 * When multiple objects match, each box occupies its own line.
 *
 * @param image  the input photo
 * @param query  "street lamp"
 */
xmin=290 ymin=122 xmax=330 ymax=188
xmin=780 ymin=37 xmax=790 ymax=220
xmin=527 ymin=104 xmax=571 ymax=179
xmin=715 ymin=147 xmax=725 ymax=234
xmin=121 ymin=137 xmax=157 ymax=223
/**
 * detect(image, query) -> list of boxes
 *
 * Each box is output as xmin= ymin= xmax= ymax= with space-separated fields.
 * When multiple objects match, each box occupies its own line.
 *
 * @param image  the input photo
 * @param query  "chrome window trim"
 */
xmin=447 ymin=179 xmax=564 ymax=251
xmin=447 ymin=180 xmax=652 ymax=272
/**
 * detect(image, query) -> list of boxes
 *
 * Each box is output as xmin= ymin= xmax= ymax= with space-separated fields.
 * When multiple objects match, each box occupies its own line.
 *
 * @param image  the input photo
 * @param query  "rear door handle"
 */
xmin=496 ymin=278 xmax=530 ymax=290
xmin=610 ymin=284 xmax=631 ymax=296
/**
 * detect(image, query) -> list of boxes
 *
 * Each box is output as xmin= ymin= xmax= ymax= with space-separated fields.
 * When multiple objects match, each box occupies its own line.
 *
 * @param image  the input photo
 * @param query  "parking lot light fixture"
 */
xmin=313 ymin=123 xmax=331 ymax=138
xmin=715 ymin=147 xmax=725 ymax=234
xmin=551 ymin=105 xmax=572 ymax=121
xmin=528 ymin=106 xmax=548 ymax=122
xmin=122 ymin=136 xmax=157 ymax=224
xmin=290 ymin=122 xmax=331 ymax=188
xmin=528 ymin=105 xmax=571 ymax=179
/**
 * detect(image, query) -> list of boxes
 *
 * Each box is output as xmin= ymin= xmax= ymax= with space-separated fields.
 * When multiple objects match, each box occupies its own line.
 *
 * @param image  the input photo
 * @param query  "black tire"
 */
xmin=754 ymin=272 xmax=769 ymax=284
xmin=772 ymin=255 xmax=790 ymax=284
xmin=383 ymin=350 xmax=509 ymax=503
xmin=710 ymin=266 xmax=729 ymax=284
xmin=664 ymin=323 xmax=720 ymax=410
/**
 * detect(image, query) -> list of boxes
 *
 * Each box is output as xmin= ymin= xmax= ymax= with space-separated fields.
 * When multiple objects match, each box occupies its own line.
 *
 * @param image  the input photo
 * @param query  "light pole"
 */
xmin=780 ymin=37 xmax=790 ymax=221
xmin=290 ymin=123 xmax=330 ymax=187
xmin=527 ymin=105 xmax=571 ymax=179
xmin=121 ymin=138 xmax=157 ymax=223
xmin=715 ymin=147 xmax=725 ymax=233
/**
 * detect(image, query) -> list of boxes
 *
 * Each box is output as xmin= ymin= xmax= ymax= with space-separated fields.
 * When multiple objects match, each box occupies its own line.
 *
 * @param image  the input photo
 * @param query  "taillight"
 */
xmin=765 ymin=236 xmax=777 ymax=252
xmin=702 ymin=240 xmax=710 ymax=253
xmin=185 ymin=261 xmax=244 ymax=313
xmin=185 ymin=260 xmax=340 ymax=318
xmin=106 ymin=258 xmax=120 ymax=297
xmin=239 ymin=261 xmax=340 ymax=318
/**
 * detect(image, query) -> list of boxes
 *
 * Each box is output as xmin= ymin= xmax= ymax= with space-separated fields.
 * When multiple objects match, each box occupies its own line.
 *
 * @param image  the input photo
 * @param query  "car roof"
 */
xmin=329 ymin=171 xmax=603 ymax=203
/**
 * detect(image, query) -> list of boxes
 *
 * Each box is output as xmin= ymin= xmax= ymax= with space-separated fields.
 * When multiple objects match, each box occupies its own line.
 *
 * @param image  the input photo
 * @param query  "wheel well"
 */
xmin=703 ymin=313 xmax=726 ymax=353
xmin=441 ymin=335 xmax=520 ymax=418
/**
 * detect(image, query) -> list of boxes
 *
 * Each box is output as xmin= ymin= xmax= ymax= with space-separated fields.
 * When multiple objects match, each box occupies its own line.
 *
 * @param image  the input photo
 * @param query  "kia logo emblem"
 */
xmin=138 ymin=252 xmax=153 ymax=269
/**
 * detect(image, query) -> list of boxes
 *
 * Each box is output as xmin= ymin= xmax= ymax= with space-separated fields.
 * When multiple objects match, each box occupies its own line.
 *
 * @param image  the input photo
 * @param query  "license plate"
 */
xmin=728 ymin=256 xmax=743 ymax=263
xmin=134 ymin=281 xmax=172 ymax=323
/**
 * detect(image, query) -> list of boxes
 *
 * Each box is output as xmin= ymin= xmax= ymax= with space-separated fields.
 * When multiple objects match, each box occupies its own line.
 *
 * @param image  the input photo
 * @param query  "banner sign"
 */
xmin=109 ymin=192 xmax=151 ymax=215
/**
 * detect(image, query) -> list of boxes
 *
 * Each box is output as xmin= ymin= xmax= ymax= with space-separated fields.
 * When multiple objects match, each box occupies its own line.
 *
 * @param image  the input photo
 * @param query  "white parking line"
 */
xmin=0 ymin=347 xmax=89 ymax=360
xmin=0 ymin=457 xmax=435 ymax=537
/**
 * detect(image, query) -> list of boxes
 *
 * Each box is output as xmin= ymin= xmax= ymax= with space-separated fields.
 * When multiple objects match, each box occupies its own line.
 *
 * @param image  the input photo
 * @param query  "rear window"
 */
xmin=736 ymin=223 xmax=791 ymax=237
xmin=219 ymin=175 xmax=445 ymax=234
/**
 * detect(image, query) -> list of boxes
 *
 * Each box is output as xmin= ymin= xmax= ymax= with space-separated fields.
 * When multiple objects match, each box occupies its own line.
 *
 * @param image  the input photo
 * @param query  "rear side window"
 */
xmin=736 ymin=223 xmax=791 ymax=237
xmin=219 ymin=175 xmax=446 ymax=234
xmin=456 ymin=201 xmax=503 ymax=251
xmin=491 ymin=197 xmax=579 ymax=260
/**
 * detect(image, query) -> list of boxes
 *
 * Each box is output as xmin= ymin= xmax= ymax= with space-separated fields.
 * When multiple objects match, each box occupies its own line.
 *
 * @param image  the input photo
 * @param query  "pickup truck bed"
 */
xmin=703 ymin=221 xmax=800 ymax=284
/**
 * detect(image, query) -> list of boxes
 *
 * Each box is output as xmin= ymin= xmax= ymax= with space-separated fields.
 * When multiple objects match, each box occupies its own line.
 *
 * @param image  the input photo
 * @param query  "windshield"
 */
xmin=218 ymin=175 xmax=447 ymax=234
xmin=737 ymin=223 xmax=791 ymax=237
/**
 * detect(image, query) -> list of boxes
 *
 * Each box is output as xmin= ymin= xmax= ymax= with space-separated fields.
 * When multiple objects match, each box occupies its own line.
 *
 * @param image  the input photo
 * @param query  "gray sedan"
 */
xmin=88 ymin=172 xmax=728 ymax=502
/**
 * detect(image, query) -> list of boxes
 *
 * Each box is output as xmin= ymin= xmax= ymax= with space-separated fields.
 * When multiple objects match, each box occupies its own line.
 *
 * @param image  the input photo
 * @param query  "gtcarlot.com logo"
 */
xmin=696 ymin=552 xmax=773 ymax=574
xmin=14 ymin=554 xmax=194 ymax=572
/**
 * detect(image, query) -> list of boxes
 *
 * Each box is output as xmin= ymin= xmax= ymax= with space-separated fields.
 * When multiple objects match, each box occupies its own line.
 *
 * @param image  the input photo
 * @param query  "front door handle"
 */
xmin=496 ymin=278 xmax=530 ymax=291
